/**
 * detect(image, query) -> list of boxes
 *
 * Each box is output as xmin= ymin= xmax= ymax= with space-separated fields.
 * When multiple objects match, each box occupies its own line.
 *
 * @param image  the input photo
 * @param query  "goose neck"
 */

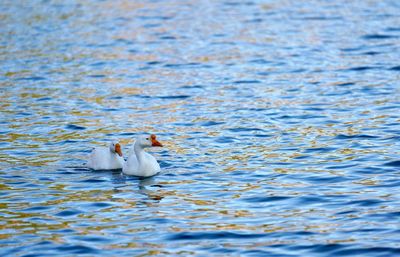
xmin=134 ymin=142 xmax=146 ymax=161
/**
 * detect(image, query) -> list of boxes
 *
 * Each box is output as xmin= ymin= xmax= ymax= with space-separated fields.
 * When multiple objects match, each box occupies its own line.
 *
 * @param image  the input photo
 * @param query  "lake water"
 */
xmin=1 ymin=0 xmax=400 ymax=256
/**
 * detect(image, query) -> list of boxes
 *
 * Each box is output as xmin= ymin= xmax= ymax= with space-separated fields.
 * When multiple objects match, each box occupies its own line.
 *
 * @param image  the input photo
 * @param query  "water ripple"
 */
xmin=1 ymin=0 xmax=400 ymax=256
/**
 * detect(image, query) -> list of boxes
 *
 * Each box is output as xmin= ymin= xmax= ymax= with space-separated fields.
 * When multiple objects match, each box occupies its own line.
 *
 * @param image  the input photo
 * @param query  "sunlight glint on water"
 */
xmin=1 ymin=0 xmax=400 ymax=256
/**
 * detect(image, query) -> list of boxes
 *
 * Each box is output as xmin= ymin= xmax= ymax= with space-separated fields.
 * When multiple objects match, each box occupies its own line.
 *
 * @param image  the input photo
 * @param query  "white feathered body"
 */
xmin=122 ymin=139 xmax=161 ymax=177
xmin=87 ymin=147 xmax=124 ymax=170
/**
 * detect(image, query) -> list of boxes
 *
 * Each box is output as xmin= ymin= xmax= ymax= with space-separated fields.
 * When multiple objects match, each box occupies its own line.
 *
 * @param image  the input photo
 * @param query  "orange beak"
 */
xmin=151 ymin=134 xmax=163 ymax=147
xmin=115 ymin=143 xmax=123 ymax=157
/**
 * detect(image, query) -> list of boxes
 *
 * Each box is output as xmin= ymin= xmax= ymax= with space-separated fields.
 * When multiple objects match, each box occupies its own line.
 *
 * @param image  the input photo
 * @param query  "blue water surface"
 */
xmin=1 ymin=0 xmax=400 ymax=256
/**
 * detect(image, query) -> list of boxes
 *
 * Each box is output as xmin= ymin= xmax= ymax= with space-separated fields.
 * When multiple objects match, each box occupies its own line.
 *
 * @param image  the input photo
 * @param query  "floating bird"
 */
xmin=123 ymin=134 xmax=163 ymax=177
xmin=87 ymin=141 xmax=124 ymax=170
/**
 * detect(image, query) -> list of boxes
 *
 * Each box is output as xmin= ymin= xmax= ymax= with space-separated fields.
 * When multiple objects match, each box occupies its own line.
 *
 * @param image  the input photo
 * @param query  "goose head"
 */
xmin=109 ymin=141 xmax=123 ymax=157
xmin=136 ymin=134 xmax=163 ymax=148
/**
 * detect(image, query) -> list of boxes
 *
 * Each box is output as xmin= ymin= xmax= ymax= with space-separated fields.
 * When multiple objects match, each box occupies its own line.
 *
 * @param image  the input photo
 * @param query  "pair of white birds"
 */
xmin=86 ymin=134 xmax=163 ymax=177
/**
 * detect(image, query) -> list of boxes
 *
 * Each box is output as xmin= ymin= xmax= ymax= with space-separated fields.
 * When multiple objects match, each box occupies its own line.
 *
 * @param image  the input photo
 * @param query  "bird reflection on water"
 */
xmin=111 ymin=171 xmax=164 ymax=202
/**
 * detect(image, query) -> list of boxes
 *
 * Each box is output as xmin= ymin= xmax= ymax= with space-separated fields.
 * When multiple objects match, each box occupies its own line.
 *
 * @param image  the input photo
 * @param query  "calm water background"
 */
xmin=1 ymin=0 xmax=400 ymax=256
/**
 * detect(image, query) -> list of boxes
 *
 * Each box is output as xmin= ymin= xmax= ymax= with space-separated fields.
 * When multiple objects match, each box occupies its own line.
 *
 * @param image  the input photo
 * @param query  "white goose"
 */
xmin=87 ymin=141 xmax=124 ymax=170
xmin=123 ymin=134 xmax=163 ymax=177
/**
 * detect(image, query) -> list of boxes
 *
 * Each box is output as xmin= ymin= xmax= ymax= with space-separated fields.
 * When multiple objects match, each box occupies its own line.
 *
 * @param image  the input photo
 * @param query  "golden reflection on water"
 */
xmin=1 ymin=0 xmax=399 ymax=255
xmin=0 ymin=75 xmax=392 ymax=169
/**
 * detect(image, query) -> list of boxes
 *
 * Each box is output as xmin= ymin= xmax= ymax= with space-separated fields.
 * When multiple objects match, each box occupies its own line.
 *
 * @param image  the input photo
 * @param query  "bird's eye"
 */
xmin=146 ymin=138 xmax=149 ymax=140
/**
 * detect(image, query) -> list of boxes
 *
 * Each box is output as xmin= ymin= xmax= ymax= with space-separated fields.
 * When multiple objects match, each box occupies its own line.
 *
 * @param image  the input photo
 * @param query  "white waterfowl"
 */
xmin=87 ymin=141 xmax=124 ymax=170
xmin=123 ymin=134 xmax=163 ymax=177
